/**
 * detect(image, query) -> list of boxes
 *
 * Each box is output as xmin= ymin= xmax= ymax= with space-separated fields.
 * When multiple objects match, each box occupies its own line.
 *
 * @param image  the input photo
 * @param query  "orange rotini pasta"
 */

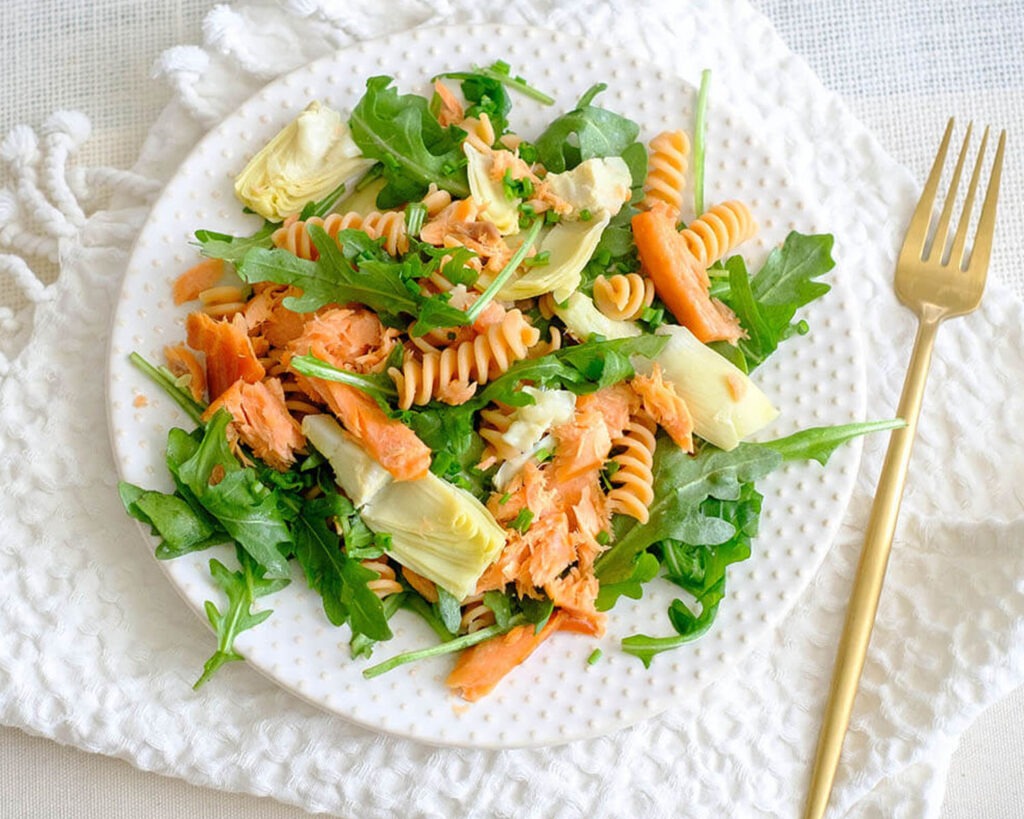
xmin=592 ymin=273 xmax=655 ymax=321
xmin=272 ymin=209 xmax=409 ymax=259
xmin=642 ymin=129 xmax=690 ymax=215
xmin=606 ymin=415 xmax=657 ymax=524
xmin=679 ymin=199 xmax=757 ymax=268
xmin=388 ymin=309 xmax=540 ymax=409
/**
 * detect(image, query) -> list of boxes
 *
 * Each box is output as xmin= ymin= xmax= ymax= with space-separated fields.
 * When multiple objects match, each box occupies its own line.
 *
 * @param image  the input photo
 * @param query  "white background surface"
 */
xmin=2 ymin=1 xmax=1022 ymax=816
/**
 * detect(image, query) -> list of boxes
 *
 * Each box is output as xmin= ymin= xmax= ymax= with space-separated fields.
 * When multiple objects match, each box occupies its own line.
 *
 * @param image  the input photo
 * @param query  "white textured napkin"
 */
xmin=2 ymin=1 xmax=1022 ymax=816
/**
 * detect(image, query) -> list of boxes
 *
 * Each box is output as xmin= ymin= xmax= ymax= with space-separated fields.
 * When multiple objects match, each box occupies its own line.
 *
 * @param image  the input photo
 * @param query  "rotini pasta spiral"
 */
xmin=272 ymin=209 xmax=409 ymax=259
xmin=592 ymin=274 xmax=655 ymax=321
xmin=197 ymin=284 xmax=248 ymax=319
xmin=679 ymin=200 xmax=756 ymax=268
xmin=478 ymin=404 xmax=518 ymax=464
xmin=420 ymin=183 xmax=454 ymax=218
xmin=389 ymin=309 xmax=540 ymax=409
xmin=362 ymin=558 xmax=404 ymax=599
xmin=460 ymin=112 xmax=496 ymax=151
xmin=607 ymin=415 xmax=657 ymax=524
xmin=261 ymin=352 xmax=322 ymax=416
xmin=459 ymin=592 xmax=497 ymax=634
xmin=642 ymin=130 xmax=690 ymax=215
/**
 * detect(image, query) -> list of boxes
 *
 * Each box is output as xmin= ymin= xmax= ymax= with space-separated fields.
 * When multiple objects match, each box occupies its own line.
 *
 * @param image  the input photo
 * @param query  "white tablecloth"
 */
xmin=1 ymin=1 xmax=1022 ymax=816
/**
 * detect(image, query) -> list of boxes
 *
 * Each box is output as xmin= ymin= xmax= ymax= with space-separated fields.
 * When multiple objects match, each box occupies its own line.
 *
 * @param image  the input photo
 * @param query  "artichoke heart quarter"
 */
xmin=234 ymin=101 xmax=374 ymax=221
xmin=464 ymin=143 xmax=520 ymax=235
xmin=497 ymin=214 xmax=610 ymax=302
xmin=302 ymin=414 xmax=505 ymax=600
xmin=361 ymin=477 xmax=506 ymax=601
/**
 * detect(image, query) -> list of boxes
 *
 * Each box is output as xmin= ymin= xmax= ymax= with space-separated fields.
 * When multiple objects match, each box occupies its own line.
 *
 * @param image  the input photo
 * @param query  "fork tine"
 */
xmin=949 ymin=126 xmax=989 ymax=269
xmin=931 ymin=122 xmax=972 ymax=262
xmin=905 ymin=118 xmax=955 ymax=256
xmin=964 ymin=129 xmax=1006 ymax=276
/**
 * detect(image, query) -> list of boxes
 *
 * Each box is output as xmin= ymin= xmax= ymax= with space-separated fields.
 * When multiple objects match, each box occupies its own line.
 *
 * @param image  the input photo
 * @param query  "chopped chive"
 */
xmin=579 ymin=209 xmax=592 ymax=222
xmin=587 ymin=649 xmax=603 ymax=665
xmin=693 ymin=69 xmax=711 ymax=216
xmin=464 ymin=218 xmax=543 ymax=324
xmin=404 ymin=201 xmax=428 ymax=237
xmin=510 ymin=508 xmax=534 ymax=533
xmin=129 ymin=352 xmax=206 ymax=425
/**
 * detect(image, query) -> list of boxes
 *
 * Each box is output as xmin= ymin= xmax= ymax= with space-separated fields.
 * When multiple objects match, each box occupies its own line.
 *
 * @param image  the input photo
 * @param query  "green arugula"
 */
xmin=349 ymin=75 xmax=470 ymax=208
xmin=596 ymin=440 xmax=780 ymax=585
xmin=175 ymin=411 xmax=292 ymax=579
xmin=194 ymin=222 xmax=278 ymax=264
xmin=717 ymin=232 xmax=836 ymax=371
xmin=762 ymin=419 xmax=906 ymax=465
xmin=478 ymin=334 xmax=668 ymax=406
xmin=193 ymin=547 xmax=291 ymax=689
xmin=118 ymin=481 xmax=229 ymax=559
xmin=693 ymin=69 xmax=711 ymax=216
xmin=235 ymin=226 xmax=470 ymax=334
xmin=620 ymin=482 xmax=763 ymax=666
xmin=534 ymin=83 xmax=647 ymax=189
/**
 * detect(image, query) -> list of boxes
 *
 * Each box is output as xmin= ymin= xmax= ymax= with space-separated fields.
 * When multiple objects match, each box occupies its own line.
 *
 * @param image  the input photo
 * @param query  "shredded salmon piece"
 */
xmin=402 ymin=566 xmax=439 ymax=603
xmin=631 ymin=363 xmax=694 ymax=452
xmin=544 ymin=568 xmax=605 ymax=635
xmin=447 ymin=611 xmax=565 ymax=701
xmin=287 ymin=309 xmax=430 ymax=481
xmin=433 ymin=79 xmax=464 ymax=126
xmin=725 ymin=372 xmax=748 ymax=401
xmin=164 ymin=343 xmax=207 ymax=402
xmin=201 ymin=378 xmax=306 ymax=471
xmin=244 ymin=284 xmax=312 ymax=349
xmin=173 ymin=258 xmax=224 ymax=305
xmin=185 ymin=312 xmax=265 ymax=401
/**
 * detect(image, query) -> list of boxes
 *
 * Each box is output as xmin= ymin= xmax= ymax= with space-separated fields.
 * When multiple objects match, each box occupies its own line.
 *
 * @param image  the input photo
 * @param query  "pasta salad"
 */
xmin=119 ymin=62 xmax=895 ymax=700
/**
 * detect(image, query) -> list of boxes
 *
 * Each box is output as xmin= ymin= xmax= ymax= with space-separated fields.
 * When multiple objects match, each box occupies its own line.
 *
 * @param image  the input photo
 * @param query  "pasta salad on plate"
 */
xmin=109 ymin=27 xmax=888 ymax=745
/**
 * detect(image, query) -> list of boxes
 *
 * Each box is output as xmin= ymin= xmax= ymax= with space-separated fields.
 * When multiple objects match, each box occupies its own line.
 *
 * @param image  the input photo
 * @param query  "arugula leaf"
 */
xmin=119 ymin=481 xmax=228 ymax=559
xmin=762 ymin=419 xmax=905 ymax=465
xmin=719 ymin=232 xmax=835 ymax=370
xmin=291 ymin=489 xmax=392 ymax=640
xmin=478 ymin=334 xmax=667 ymax=406
xmin=349 ymin=75 xmax=469 ymax=207
xmin=176 ymin=410 xmax=292 ymax=579
xmin=595 ymin=551 xmax=660 ymax=611
xmin=595 ymin=440 xmax=782 ymax=584
xmin=622 ymin=482 xmax=762 ymax=666
xmin=693 ymin=69 xmax=711 ymax=216
xmin=237 ymin=227 xmax=470 ymax=334
xmin=364 ymin=613 xmax=528 ymax=679
xmin=399 ymin=402 xmax=489 ymax=497
xmin=534 ymin=84 xmax=646 ymax=187
xmin=289 ymin=353 xmax=398 ymax=408
xmin=520 ymin=595 xmax=554 ymax=633
xmin=483 ymin=590 xmax=512 ymax=629
xmin=435 ymin=586 xmax=463 ymax=635
xmin=194 ymin=222 xmax=278 ymax=264
xmin=436 ymin=61 xmax=554 ymax=107
xmin=350 ymin=592 xmax=406 ymax=660
xmin=194 ymin=547 xmax=290 ymax=689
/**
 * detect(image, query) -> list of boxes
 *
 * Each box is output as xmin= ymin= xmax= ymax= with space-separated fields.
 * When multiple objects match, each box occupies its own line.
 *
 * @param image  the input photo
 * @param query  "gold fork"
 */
xmin=803 ymin=119 xmax=1006 ymax=819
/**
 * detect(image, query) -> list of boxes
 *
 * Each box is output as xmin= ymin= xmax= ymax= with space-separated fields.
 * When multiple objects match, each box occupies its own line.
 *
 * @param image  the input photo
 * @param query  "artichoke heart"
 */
xmin=544 ymin=156 xmax=632 ymax=220
xmin=234 ymin=101 xmax=374 ymax=221
xmin=464 ymin=143 xmax=520 ymax=235
xmin=637 ymin=325 xmax=779 ymax=451
xmin=551 ymin=292 xmax=642 ymax=342
xmin=497 ymin=214 xmax=610 ymax=302
xmin=302 ymin=414 xmax=505 ymax=600
xmin=361 ymin=478 xmax=505 ymax=601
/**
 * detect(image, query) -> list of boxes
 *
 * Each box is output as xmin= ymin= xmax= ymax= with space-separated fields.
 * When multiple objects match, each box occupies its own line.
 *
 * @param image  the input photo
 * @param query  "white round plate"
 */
xmin=107 ymin=24 xmax=866 ymax=748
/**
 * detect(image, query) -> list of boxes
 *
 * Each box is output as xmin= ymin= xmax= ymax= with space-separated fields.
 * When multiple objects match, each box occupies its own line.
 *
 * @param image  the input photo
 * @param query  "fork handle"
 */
xmin=803 ymin=313 xmax=941 ymax=819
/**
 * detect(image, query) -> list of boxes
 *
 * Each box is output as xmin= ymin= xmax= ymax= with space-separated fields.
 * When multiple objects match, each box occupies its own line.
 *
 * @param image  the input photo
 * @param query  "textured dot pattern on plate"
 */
xmin=106 ymin=23 xmax=866 ymax=749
